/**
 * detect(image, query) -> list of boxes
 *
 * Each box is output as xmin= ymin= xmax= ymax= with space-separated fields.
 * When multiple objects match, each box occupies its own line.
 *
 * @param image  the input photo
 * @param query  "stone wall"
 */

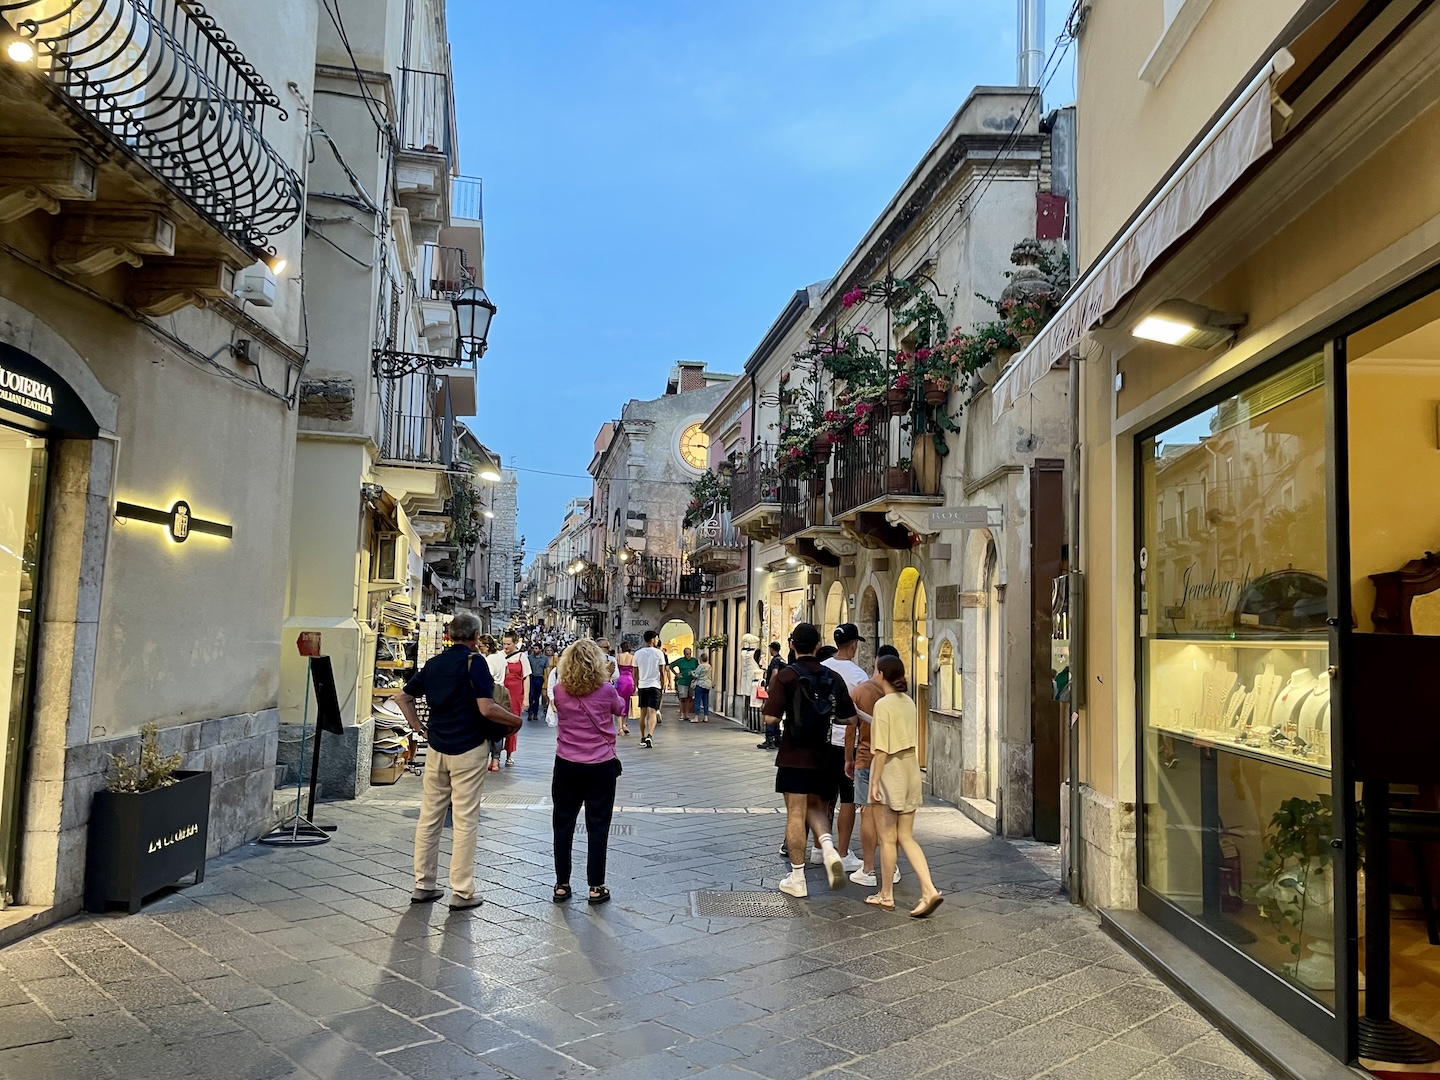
xmin=1060 ymin=781 xmax=1137 ymax=910
xmin=26 ymin=709 xmax=280 ymax=913
xmin=275 ymin=718 xmax=373 ymax=801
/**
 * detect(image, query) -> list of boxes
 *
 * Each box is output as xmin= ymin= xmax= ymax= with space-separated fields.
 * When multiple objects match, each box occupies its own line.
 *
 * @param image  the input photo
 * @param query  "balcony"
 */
xmin=375 ymin=362 xmax=457 ymax=468
xmin=452 ymin=176 xmax=483 ymax=222
xmin=730 ymin=443 xmax=783 ymax=542
xmin=572 ymin=569 xmax=608 ymax=612
xmin=395 ymin=66 xmax=455 ymax=243
xmin=829 ymin=415 xmax=943 ymax=548
xmin=416 ymin=243 xmax=473 ymax=300
xmin=0 ymin=0 xmax=304 ymax=310
xmin=626 ymin=556 xmax=713 ymax=603
xmin=684 ymin=509 xmax=744 ymax=574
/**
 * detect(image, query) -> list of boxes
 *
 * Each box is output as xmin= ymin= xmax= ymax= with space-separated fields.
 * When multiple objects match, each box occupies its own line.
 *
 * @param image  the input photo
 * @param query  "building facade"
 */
xmin=581 ymin=363 xmax=736 ymax=652
xmin=718 ymin=87 xmax=1074 ymax=841
xmin=280 ymin=0 xmax=487 ymax=797
xmin=0 ymin=0 xmax=313 ymax=923
xmin=1012 ymin=0 xmax=1440 ymax=1068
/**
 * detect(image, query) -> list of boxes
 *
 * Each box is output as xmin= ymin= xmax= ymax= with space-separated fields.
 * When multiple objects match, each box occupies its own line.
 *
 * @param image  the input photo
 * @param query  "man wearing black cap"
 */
xmin=763 ymin=622 xmax=856 ymax=897
xmin=822 ymin=624 xmax=870 ymax=873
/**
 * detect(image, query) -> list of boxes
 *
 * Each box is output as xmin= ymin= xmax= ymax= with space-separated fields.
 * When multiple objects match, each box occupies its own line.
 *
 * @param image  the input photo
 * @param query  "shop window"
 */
xmin=1139 ymin=352 xmax=1334 ymax=1005
xmin=934 ymin=639 xmax=960 ymax=713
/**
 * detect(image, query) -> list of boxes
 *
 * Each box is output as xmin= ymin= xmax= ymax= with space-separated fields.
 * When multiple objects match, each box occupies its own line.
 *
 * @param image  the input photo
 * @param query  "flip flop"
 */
xmin=864 ymin=895 xmax=896 ymax=910
xmin=910 ymin=894 xmax=945 ymax=919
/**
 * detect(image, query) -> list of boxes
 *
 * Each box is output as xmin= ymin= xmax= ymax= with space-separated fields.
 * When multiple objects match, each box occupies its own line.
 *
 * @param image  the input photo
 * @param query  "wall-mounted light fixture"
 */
xmin=115 ymin=500 xmax=233 ymax=543
xmin=1133 ymin=299 xmax=1246 ymax=350
xmin=5 ymin=36 xmax=35 ymax=64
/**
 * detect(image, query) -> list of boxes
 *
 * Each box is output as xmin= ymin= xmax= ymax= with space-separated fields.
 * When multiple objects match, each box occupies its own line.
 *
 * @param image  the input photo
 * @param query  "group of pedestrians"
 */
xmin=395 ymin=612 xmax=940 ymax=918
xmin=762 ymin=622 xmax=943 ymax=917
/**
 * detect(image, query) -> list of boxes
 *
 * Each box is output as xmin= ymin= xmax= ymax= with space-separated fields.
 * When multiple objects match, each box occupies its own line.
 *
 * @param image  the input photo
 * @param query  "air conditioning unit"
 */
xmin=372 ymin=533 xmax=405 ymax=584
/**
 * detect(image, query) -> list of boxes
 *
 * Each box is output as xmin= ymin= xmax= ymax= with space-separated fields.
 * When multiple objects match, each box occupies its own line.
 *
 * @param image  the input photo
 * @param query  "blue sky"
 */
xmin=448 ymin=0 xmax=1078 ymax=558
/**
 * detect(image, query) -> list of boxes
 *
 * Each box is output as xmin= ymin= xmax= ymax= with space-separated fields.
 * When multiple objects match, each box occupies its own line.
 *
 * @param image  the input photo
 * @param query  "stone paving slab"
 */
xmin=0 ymin=713 xmax=1273 ymax=1080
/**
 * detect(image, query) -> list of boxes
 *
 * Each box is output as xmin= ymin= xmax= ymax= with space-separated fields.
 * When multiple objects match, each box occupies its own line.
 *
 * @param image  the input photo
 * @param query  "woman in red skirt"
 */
xmin=494 ymin=633 xmax=530 ymax=770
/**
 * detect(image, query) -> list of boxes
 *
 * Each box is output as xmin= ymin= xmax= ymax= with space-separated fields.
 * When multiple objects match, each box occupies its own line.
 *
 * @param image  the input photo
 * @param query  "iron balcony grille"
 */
xmin=416 ymin=243 xmax=472 ymax=300
xmin=572 ymin=570 xmax=608 ymax=611
xmin=2 ymin=0 xmax=303 ymax=253
xmin=730 ymin=443 xmax=780 ymax=519
xmin=626 ymin=555 xmax=713 ymax=602
xmin=378 ymin=368 xmax=455 ymax=467
xmin=779 ymin=473 xmax=827 ymax=539
xmin=685 ymin=510 xmax=743 ymax=556
xmin=831 ymin=416 xmax=936 ymax=516
xmin=452 ymin=175 xmax=482 ymax=221
xmin=398 ymin=66 xmax=452 ymax=158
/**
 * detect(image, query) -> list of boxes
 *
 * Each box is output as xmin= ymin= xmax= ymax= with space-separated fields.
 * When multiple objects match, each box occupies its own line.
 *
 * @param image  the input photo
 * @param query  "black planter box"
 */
xmin=84 ymin=770 xmax=211 ymax=914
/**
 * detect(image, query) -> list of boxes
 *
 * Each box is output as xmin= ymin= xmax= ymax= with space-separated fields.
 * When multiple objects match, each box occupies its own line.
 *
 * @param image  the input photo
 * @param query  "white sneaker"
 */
xmin=821 ymin=844 xmax=846 ymax=890
xmin=778 ymin=871 xmax=808 ymax=898
xmin=848 ymin=867 xmax=901 ymax=886
xmin=808 ymin=848 xmax=823 ymax=865
xmin=840 ymin=852 xmax=863 ymax=872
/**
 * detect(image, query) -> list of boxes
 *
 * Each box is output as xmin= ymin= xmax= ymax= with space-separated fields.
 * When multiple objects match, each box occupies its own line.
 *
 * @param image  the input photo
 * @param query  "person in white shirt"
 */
xmin=633 ymin=630 xmax=666 ymax=748
xmin=821 ymin=624 xmax=870 ymax=873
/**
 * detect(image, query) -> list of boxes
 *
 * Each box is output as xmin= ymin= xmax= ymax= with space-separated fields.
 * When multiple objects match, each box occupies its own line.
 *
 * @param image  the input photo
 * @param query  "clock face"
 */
xmin=678 ymin=422 xmax=709 ymax=471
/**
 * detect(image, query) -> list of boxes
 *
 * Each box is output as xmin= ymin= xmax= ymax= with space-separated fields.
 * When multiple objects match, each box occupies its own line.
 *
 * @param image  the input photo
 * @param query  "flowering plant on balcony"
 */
xmin=683 ymin=470 xmax=730 ymax=528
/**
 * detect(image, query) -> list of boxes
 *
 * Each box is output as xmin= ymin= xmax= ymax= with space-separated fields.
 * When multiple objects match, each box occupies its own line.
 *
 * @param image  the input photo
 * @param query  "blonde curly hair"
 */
xmin=558 ymin=639 xmax=611 ymax=697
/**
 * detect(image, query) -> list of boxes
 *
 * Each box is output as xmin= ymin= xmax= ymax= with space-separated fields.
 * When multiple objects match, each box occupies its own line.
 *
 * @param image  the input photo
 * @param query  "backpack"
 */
xmin=785 ymin=665 xmax=837 ymax=748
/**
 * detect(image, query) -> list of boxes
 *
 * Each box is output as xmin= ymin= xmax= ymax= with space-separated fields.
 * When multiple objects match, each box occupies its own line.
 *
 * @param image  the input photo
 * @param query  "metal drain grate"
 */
xmin=692 ymin=890 xmax=807 ymax=918
xmin=480 ymin=793 xmax=542 ymax=806
xmin=980 ymin=882 xmax=1060 ymax=901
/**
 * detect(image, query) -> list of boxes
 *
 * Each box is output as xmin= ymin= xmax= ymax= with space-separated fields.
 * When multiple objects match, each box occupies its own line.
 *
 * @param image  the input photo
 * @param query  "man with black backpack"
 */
xmin=762 ymin=622 xmax=857 ymax=898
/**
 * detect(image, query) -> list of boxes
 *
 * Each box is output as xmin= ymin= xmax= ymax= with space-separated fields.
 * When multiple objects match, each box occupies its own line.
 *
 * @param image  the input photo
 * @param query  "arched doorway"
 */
xmin=892 ymin=568 xmax=930 ymax=764
xmin=658 ymin=618 xmax=694 ymax=659
xmin=858 ymin=586 xmax=879 ymax=674
xmin=823 ymin=582 xmax=848 ymax=644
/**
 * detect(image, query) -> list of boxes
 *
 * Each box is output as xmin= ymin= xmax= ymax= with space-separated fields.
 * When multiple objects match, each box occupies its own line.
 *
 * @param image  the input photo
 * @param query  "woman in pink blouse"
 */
xmin=550 ymin=639 xmax=626 ymax=905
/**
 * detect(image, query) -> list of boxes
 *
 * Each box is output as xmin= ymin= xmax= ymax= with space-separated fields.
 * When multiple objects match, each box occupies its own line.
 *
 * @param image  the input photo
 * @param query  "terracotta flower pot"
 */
xmin=887 ymin=466 xmax=911 ymax=494
xmin=812 ymin=440 xmax=832 ymax=465
xmin=922 ymin=378 xmax=947 ymax=405
xmin=886 ymin=386 xmax=911 ymax=410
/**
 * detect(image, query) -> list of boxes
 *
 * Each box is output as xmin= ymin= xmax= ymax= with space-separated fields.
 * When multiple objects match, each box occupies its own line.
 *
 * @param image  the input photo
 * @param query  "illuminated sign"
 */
xmin=114 ymin=500 xmax=233 ymax=542
xmin=0 ymin=341 xmax=99 ymax=437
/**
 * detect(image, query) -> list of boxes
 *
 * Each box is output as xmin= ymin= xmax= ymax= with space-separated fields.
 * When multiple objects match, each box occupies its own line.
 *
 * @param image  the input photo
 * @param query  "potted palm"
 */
xmin=85 ymin=723 xmax=212 ymax=914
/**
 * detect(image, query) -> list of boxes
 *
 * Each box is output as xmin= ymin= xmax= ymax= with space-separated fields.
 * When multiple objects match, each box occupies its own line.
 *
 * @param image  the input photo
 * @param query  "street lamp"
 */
xmin=452 ymin=285 xmax=497 ymax=357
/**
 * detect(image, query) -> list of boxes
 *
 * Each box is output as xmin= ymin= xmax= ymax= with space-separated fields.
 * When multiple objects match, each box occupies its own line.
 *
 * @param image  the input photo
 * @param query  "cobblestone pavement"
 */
xmin=0 ymin=712 xmax=1272 ymax=1080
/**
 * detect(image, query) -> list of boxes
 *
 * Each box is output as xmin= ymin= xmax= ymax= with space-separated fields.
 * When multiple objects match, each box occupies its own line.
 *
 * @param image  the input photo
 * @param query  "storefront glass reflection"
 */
xmin=1139 ymin=354 xmax=1335 ymax=1004
xmin=0 ymin=427 xmax=47 ymax=901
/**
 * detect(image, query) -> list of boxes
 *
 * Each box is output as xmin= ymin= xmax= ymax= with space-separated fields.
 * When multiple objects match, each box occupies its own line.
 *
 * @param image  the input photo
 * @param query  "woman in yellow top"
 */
xmin=866 ymin=656 xmax=944 ymax=917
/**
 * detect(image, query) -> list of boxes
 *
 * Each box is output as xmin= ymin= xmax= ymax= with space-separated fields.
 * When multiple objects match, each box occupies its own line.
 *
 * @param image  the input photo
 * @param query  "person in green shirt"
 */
xmin=669 ymin=648 xmax=700 ymax=722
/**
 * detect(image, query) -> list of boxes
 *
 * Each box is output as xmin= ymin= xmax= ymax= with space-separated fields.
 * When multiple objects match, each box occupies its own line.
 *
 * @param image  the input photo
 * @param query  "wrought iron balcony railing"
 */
xmin=398 ymin=66 xmax=452 ymax=158
xmin=684 ymin=510 xmax=743 ymax=558
xmin=2 ymin=0 xmax=303 ymax=252
xmin=626 ymin=556 xmax=713 ymax=602
xmin=831 ymin=417 xmax=940 ymax=517
xmin=378 ymin=368 xmax=456 ymax=467
xmin=779 ymin=471 xmax=829 ymax=539
xmin=731 ymin=443 xmax=780 ymax=519
xmin=416 ymin=243 xmax=472 ymax=300
xmin=452 ymin=175 xmax=482 ymax=221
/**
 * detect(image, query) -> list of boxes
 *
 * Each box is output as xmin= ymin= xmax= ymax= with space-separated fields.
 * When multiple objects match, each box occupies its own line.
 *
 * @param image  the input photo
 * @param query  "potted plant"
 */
xmin=85 ymin=723 xmax=212 ymax=914
xmin=1251 ymin=795 xmax=1353 ymax=990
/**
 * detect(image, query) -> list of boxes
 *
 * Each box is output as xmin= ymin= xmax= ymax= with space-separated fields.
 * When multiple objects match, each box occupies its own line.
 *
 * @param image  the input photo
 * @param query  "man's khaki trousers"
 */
xmin=413 ymin=744 xmax=488 ymax=900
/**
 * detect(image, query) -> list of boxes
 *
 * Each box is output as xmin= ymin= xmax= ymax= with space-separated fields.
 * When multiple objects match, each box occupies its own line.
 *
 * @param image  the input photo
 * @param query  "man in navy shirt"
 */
xmin=395 ymin=611 xmax=522 ymax=910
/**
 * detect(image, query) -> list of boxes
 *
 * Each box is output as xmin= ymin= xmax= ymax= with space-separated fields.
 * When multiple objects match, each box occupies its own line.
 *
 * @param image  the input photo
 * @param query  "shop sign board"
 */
xmin=0 ymin=341 xmax=100 ymax=437
xmin=715 ymin=569 xmax=747 ymax=595
xmin=929 ymin=506 xmax=1002 ymax=530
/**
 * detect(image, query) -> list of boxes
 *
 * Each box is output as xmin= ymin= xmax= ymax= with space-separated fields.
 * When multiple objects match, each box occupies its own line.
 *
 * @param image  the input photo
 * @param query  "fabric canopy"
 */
xmin=992 ymin=50 xmax=1293 ymax=420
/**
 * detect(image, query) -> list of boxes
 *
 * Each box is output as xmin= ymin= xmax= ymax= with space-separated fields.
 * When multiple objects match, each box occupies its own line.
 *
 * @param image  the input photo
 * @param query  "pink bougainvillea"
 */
xmin=842 ymin=288 xmax=865 ymax=308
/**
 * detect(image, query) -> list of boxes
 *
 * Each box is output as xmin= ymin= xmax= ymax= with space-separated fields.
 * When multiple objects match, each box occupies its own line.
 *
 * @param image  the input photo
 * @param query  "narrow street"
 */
xmin=0 ymin=713 xmax=1266 ymax=1080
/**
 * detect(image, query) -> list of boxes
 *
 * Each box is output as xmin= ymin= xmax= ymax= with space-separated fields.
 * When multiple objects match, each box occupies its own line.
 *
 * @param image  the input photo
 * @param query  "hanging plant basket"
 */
xmin=811 ymin=438 xmax=833 ymax=465
xmin=922 ymin=378 xmax=948 ymax=405
xmin=886 ymin=385 xmax=911 ymax=411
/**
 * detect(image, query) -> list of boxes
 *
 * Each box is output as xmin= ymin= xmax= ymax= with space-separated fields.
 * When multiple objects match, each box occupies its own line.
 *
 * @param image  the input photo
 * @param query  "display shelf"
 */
xmin=1151 ymin=723 xmax=1331 ymax=777
xmin=1146 ymin=634 xmax=1329 ymax=648
xmin=372 ymin=686 xmax=403 ymax=696
xmin=375 ymin=660 xmax=412 ymax=669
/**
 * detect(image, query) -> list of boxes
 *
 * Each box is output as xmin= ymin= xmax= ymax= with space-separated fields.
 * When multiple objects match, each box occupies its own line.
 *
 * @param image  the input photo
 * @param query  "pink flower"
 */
xmin=842 ymin=288 xmax=864 ymax=308
xmin=915 ymin=347 xmax=931 ymax=362
xmin=853 ymin=421 xmax=870 ymax=436
xmin=894 ymin=373 xmax=911 ymax=390
xmin=857 ymin=326 xmax=869 ymax=335
xmin=855 ymin=402 xmax=872 ymax=417
xmin=823 ymin=410 xmax=840 ymax=423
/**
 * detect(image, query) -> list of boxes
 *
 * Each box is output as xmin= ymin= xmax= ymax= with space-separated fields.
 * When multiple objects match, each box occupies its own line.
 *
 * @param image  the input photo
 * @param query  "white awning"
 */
xmin=992 ymin=49 xmax=1295 ymax=419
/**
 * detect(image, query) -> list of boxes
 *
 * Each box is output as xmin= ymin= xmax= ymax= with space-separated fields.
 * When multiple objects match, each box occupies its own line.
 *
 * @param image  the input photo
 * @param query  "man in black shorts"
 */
xmin=763 ymin=622 xmax=856 ymax=898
